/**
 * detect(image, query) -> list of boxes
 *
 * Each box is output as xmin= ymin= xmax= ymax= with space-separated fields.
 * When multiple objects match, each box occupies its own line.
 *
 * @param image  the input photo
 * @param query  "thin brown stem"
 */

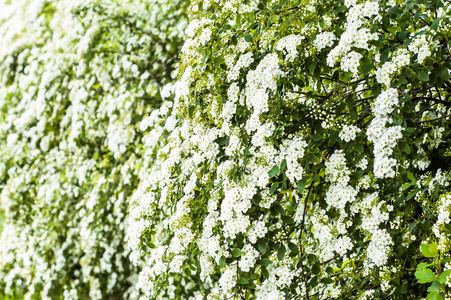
xmin=414 ymin=114 xmax=451 ymax=124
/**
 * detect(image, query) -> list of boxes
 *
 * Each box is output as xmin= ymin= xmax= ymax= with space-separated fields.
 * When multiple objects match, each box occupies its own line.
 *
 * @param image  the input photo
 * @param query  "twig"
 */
xmin=414 ymin=114 xmax=451 ymax=124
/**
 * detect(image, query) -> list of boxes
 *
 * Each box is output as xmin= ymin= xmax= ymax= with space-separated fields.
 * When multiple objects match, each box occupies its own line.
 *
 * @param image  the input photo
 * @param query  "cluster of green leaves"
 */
xmin=415 ymin=242 xmax=451 ymax=300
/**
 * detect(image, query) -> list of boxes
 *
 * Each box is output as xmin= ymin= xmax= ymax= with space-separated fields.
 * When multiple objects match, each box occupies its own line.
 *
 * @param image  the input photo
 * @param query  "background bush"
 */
xmin=0 ymin=0 xmax=187 ymax=298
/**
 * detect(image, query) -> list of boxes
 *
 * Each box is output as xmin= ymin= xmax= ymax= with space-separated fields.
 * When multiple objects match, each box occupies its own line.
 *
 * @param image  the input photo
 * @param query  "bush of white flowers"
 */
xmin=0 ymin=0 xmax=187 ymax=298
xmin=127 ymin=0 xmax=451 ymax=299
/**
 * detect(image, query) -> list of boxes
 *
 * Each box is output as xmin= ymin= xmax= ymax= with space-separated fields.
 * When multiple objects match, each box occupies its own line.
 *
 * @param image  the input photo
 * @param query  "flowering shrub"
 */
xmin=128 ymin=0 xmax=451 ymax=299
xmin=0 ymin=0 xmax=186 ymax=298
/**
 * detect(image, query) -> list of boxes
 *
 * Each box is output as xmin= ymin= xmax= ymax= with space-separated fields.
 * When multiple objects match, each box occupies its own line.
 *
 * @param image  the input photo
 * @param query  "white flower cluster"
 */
xmin=325 ymin=183 xmax=358 ymax=210
xmin=433 ymin=194 xmax=451 ymax=250
xmin=408 ymin=35 xmax=432 ymax=64
xmin=351 ymin=193 xmax=392 ymax=267
xmin=256 ymin=266 xmax=295 ymax=299
xmin=219 ymin=267 xmax=237 ymax=292
xmin=281 ymin=136 xmax=308 ymax=183
xmin=310 ymin=213 xmax=336 ymax=260
xmin=327 ymin=2 xmax=379 ymax=73
xmin=375 ymin=48 xmax=411 ymax=87
xmin=245 ymin=53 xmax=284 ymax=118
xmin=126 ymin=13 xmax=314 ymax=295
xmin=239 ymin=245 xmax=259 ymax=272
xmin=314 ymin=31 xmax=336 ymax=51
xmin=275 ymin=34 xmax=304 ymax=61
xmin=325 ymin=150 xmax=358 ymax=209
xmin=339 ymin=124 xmax=360 ymax=142
xmin=335 ymin=236 xmax=354 ymax=255
xmin=248 ymin=220 xmax=268 ymax=243
xmin=367 ymin=229 xmax=393 ymax=266
xmin=228 ymin=52 xmax=254 ymax=82
xmin=367 ymin=88 xmax=403 ymax=178
xmin=340 ymin=51 xmax=363 ymax=76
xmin=325 ymin=150 xmax=350 ymax=184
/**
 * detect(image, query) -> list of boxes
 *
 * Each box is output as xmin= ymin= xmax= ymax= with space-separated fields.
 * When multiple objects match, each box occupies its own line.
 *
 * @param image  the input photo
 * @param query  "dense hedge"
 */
xmin=127 ymin=0 xmax=451 ymax=299
xmin=1 ymin=0 xmax=451 ymax=299
xmin=0 ymin=0 xmax=187 ymax=298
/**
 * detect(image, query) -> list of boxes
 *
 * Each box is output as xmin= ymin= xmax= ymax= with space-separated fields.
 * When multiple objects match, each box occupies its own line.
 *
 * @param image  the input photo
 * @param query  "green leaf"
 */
xmin=361 ymin=56 xmax=371 ymax=65
xmin=399 ymin=75 xmax=408 ymax=84
xmin=407 ymin=172 xmax=416 ymax=183
xmin=403 ymin=143 xmax=411 ymax=154
xmin=236 ymin=14 xmax=241 ymax=27
xmin=402 ymin=182 xmax=413 ymax=190
xmin=183 ymin=267 xmax=191 ymax=276
xmin=219 ymin=255 xmax=226 ymax=268
xmin=418 ymin=71 xmax=430 ymax=82
xmin=438 ymin=269 xmax=451 ymax=284
xmin=214 ymin=57 xmax=225 ymax=65
xmin=439 ymin=67 xmax=450 ymax=81
xmin=277 ymin=246 xmax=286 ymax=261
xmin=387 ymin=7 xmax=403 ymax=15
xmin=270 ymin=165 xmax=280 ymax=175
xmin=381 ymin=48 xmax=390 ymax=64
xmin=297 ymin=177 xmax=307 ymax=195
xmin=232 ymin=248 xmax=242 ymax=257
xmin=281 ymin=216 xmax=294 ymax=224
xmin=308 ymin=154 xmax=319 ymax=163
xmin=428 ymin=281 xmax=442 ymax=292
xmin=431 ymin=18 xmax=440 ymax=31
xmin=336 ymin=5 xmax=346 ymax=12
xmin=417 ymin=262 xmax=432 ymax=270
xmin=188 ymin=105 xmax=195 ymax=118
xmin=398 ymin=31 xmax=410 ymax=42
xmin=257 ymin=240 xmax=267 ymax=254
xmin=245 ymin=34 xmax=253 ymax=42
xmin=361 ymin=63 xmax=373 ymax=74
xmin=269 ymin=183 xmax=278 ymax=194
xmin=355 ymin=144 xmax=364 ymax=153
xmin=309 ymin=61 xmax=317 ymax=74
xmin=288 ymin=242 xmax=299 ymax=253
xmin=311 ymin=263 xmax=321 ymax=275
xmin=308 ymin=254 xmax=319 ymax=263
xmin=280 ymin=159 xmax=287 ymax=172
xmin=239 ymin=277 xmax=249 ymax=284
xmin=421 ymin=243 xmax=437 ymax=258
xmin=426 ymin=291 xmax=443 ymax=300
xmin=429 ymin=243 xmax=438 ymax=257
xmin=313 ymin=174 xmax=320 ymax=182
xmin=415 ymin=268 xmax=436 ymax=283
xmin=261 ymin=258 xmax=272 ymax=267
xmin=312 ymin=133 xmax=322 ymax=141
xmin=321 ymin=277 xmax=333 ymax=284
xmin=274 ymin=204 xmax=285 ymax=215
